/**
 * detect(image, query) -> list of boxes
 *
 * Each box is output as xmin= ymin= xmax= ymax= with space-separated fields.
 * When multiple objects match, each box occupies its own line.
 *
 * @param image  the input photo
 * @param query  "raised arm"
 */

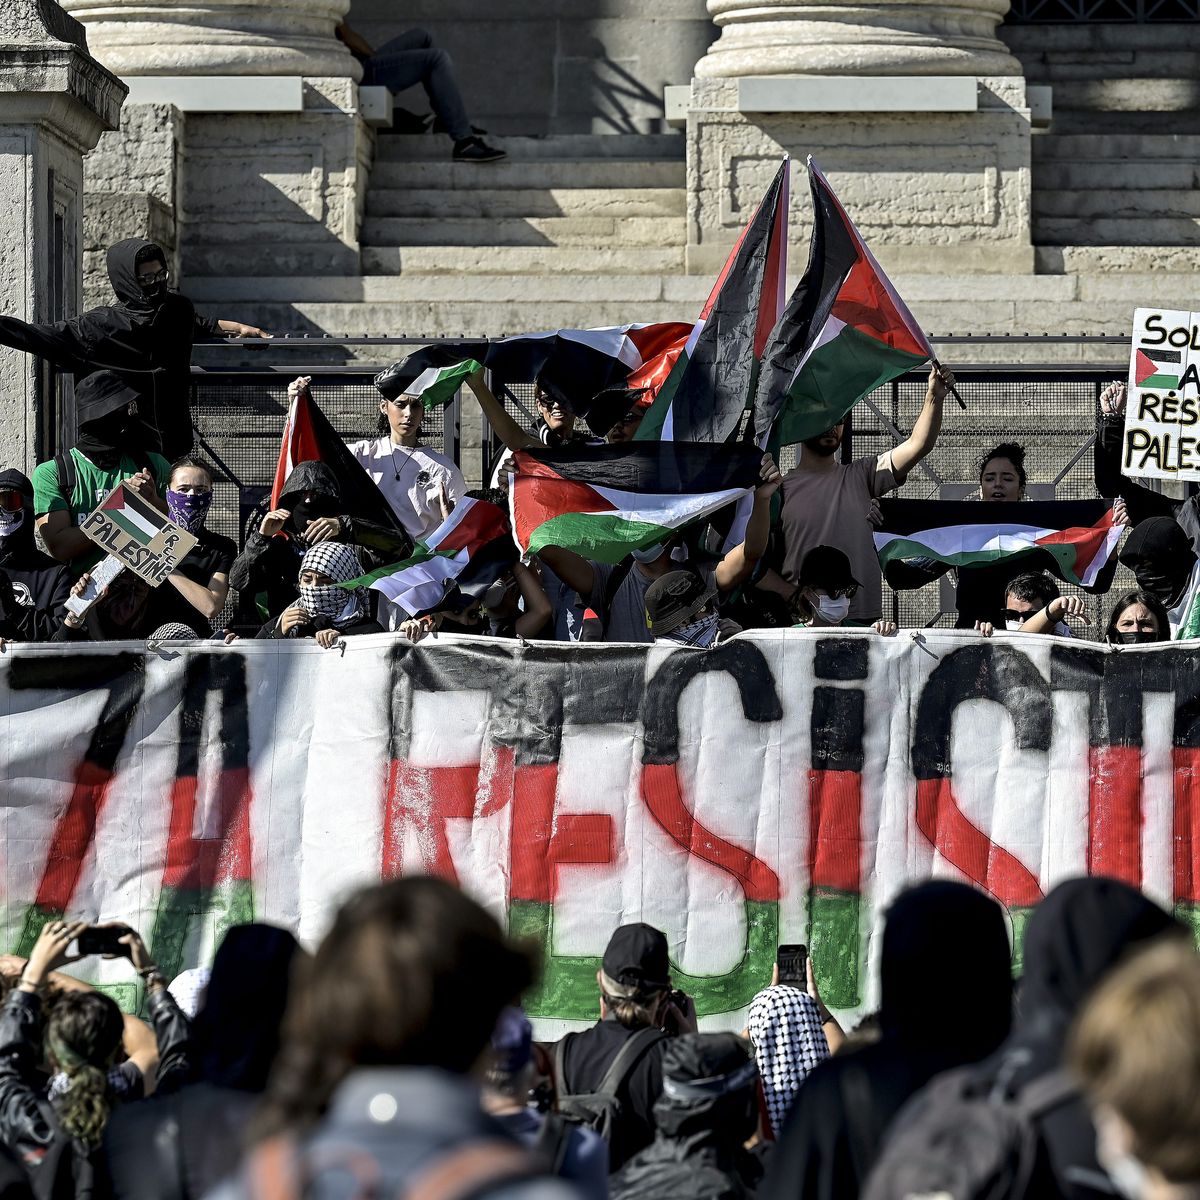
xmin=0 ymin=315 xmax=90 ymax=372
xmin=511 ymin=561 xmax=552 ymax=638
xmin=890 ymin=364 xmax=952 ymax=483
xmin=535 ymin=545 xmax=596 ymax=599
xmin=467 ymin=370 xmax=537 ymax=452
xmin=714 ymin=454 xmax=782 ymax=593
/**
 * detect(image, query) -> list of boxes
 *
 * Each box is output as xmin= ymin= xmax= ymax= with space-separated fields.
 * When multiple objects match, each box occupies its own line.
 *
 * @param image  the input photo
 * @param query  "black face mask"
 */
xmin=138 ymin=280 xmax=168 ymax=307
xmin=1111 ymin=629 xmax=1160 ymax=645
xmin=288 ymin=496 xmax=337 ymax=533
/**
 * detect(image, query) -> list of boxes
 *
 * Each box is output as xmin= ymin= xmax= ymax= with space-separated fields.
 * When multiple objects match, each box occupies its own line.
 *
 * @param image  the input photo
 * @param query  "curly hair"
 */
xmin=46 ymin=991 xmax=124 ymax=1150
xmin=978 ymin=442 xmax=1027 ymax=489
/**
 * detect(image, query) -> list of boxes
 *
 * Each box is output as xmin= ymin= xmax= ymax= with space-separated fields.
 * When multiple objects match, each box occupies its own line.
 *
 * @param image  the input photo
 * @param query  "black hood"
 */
xmin=75 ymin=370 xmax=140 ymax=430
xmin=277 ymin=460 xmax=342 ymax=510
xmin=0 ymin=470 xmax=33 ymax=500
xmin=190 ymin=922 xmax=301 ymax=1092
xmin=1019 ymin=877 xmax=1184 ymax=1031
xmin=1118 ymin=516 xmax=1196 ymax=607
xmin=651 ymin=1034 xmax=758 ymax=1146
xmin=0 ymin=470 xmax=35 ymax=556
xmin=106 ymin=237 xmax=167 ymax=311
xmin=880 ymin=880 xmax=1012 ymax=1057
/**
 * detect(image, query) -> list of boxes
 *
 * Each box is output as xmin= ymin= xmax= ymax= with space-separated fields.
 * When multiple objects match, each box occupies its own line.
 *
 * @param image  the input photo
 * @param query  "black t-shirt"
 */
xmin=557 ymin=1018 xmax=669 ymax=1172
xmin=148 ymin=526 xmax=237 ymax=636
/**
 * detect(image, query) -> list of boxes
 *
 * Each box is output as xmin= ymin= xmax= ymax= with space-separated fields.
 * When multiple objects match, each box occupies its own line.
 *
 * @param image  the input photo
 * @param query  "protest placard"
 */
xmin=1124 ymin=307 xmax=1200 ymax=480
xmin=79 ymin=482 xmax=197 ymax=586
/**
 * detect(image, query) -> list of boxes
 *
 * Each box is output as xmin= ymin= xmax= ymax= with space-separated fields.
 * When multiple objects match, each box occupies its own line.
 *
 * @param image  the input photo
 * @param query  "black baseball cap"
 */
xmin=602 ymin=922 xmax=671 ymax=991
xmin=645 ymin=570 xmax=715 ymax=635
xmin=798 ymin=545 xmax=860 ymax=592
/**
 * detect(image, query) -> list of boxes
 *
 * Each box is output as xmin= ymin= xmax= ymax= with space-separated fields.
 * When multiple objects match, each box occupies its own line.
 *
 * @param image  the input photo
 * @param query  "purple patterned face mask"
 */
xmin=166 ymin=488 xmax=212 ymax=533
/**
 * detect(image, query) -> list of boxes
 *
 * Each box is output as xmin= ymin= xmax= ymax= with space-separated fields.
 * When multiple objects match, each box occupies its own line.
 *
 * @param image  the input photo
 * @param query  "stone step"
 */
xmin=1035 ymin=189 xmax=1200 ymax=219
xmin=1034 ymin=161 xmax=1199 ymax=191
xmin=1037 ymin=245 xmax=1200 ymax=273
xmin=361 ymin=214 xmax=685 ymax=248
xmin=1040 ymin=110 xmax=1200 ymax=136
xmin=365 ymin=186 xmax=685 ymax=219
xmin=1033 ymin=133 xmax=1200 ymax=160
xmin=373 ymin=133 xmax=686 ymax=162
xmin=361 ymin=244 xmax=687 ymax=274
xmin=368 ymin=159 xmax=685 ymax=190
xmin=1035 ymin=216 xmax=1200 ymax=245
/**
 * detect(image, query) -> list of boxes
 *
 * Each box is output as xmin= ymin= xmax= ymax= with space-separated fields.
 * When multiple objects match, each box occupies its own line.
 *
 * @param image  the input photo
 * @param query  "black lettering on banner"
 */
xmin=812 ymin=639 xmax=867 ymax=774
xmin=1143 ymin=313 xmax=1167 ymax=345
xmin=641 ymin=641 xmax=783 ymax=766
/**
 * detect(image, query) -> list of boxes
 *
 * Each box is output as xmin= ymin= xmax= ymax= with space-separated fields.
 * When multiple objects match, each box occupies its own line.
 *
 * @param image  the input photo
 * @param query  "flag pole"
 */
xmin=931 ymin=356 xmax=967 ymax=411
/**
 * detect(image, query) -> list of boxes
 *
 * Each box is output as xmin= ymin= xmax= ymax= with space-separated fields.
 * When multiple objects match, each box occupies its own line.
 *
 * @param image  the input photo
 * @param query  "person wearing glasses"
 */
xmin=973 ymin=571 xmax=1088 ymax=638
xmin=790 ymin=546 xmax=897 ymax=635
xmin=0 ymin=238 xmax=268 ymax=460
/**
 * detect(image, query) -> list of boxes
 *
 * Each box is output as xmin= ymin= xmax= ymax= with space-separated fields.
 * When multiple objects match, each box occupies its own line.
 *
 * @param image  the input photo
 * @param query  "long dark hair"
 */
xmin=375 ymin=396 xmax=425 ymax=441
xmin=254 ymin=877 xmax=537 ymax=1138
xmin=46 ymin=992 xmax=124 ymax=1149
xmin=1105 ymin=589 xmax=1171 ymax=643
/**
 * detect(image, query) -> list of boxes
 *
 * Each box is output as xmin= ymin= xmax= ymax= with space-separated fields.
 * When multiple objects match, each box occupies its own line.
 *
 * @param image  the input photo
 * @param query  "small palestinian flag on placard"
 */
xmin=754 ymin=158 xmax=933 ymax=447
xmin=1133 ymin=346 xmax=1182 ymax=391
xmin=511 ymin=442 xmax=762 ymax=564
xmin=351 ymin=497 xmax=518 ymax=617
xmin=96 ymin=484 xmax=172 ymax=545
xmin=875 ymin=498 xmax=1123 ymax=588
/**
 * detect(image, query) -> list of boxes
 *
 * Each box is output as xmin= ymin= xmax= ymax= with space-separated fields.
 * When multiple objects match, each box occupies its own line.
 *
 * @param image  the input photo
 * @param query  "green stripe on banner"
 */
xmin=339 ymin=545 xmax=440 ymax=591
xmin=1009 ymin=905 xmax=1035 ymax=977
xmin=149 ymin=879 xmax=256 ymax=988
xmin=808 ymin=888 xmax=861 ymax=1009
xmin=632 ymin=352 xmax=687 ymax=443
xmin=526 ymin=513 xmax=672 ymax=565
xmin=876 ymin=535 xmax=1086 ymax=585
xmin=109 ymin=509 xmax=152 ymax=544
xmin=510 ymin=899 xmax=778 ymax=1018
xmin=1175 ymin=901 xmax=1200 ymax=946
xmin=1142 ymin=373 xmax=1179 ymax=390
xmin=15 ymin=904 xmax=64 ymax=958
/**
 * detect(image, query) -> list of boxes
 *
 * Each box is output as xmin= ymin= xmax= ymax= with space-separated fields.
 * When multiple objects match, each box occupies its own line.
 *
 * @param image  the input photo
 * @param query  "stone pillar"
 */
xmin=58 ymin=0 xmax=359 ymax=78
xmin=686 ymin=0 xmax=1034 ymax=276
xmin=0 ymin=0 xmax=125 ymax=471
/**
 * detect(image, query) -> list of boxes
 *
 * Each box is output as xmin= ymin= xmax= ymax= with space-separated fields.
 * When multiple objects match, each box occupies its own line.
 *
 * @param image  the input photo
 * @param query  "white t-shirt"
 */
xmin=346 ymin=436 xmax=465 ymax=542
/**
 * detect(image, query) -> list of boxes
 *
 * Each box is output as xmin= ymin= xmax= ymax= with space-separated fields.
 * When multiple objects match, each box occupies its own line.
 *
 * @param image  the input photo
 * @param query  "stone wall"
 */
xmin=346 ymin=0 xmax=716 ymax=134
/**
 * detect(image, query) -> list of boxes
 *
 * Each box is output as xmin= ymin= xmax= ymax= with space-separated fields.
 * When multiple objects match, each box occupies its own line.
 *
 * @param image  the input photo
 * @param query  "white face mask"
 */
xmin=816 ymin=594 xmax=850 ymax=624
xmin=0 ymin=508 xmax=23 ymax=538
xmin=1005 ymin=619 xmax=1023 ymax=631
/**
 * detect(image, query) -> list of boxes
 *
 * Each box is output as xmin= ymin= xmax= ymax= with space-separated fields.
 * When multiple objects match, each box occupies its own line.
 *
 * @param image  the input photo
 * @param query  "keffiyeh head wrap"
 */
xmin=298 ymin=541 xmax=367 ymax=627
xmin=746 ymin=985 xmax=830 ymax=1136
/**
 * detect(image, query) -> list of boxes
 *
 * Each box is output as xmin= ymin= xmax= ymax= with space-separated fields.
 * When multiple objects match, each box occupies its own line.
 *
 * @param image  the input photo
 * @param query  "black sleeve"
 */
xmin=0 ymin=316 xmax=90 ymax=372
xmin=0 ymin=992 xmax=56 ymax=1164
xmin=37 ymin=569 xmax=72 ymax=643
xmin=193 ymin=312 xmax=223 ymax=341
xmin=883 ymin=556 xmax=951 ymax=591
xmin=144 ymin=989 xmax=192 ymax=1097
xmin=229 ymin=532 xmax=280 ymax=594
xmin=341 ymin=514 xmax=412 ymax=560
xmin=50 ymin=620 xmax=90 ymax=643
xmin=1095 ymin=412 xmax=1176 ymax=526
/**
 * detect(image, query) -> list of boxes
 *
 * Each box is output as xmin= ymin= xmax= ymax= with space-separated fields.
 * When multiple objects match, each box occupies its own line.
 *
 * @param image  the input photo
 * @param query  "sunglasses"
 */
xmin=0 ymin=491 xmax=23 ymax=512
xmin=1002 ymin=608 xmax=1035 ymax=624
xmin=824 ymin=584 xmax=858 ymax=600
xmin=137 ymin=268 xmax=170 ymax=285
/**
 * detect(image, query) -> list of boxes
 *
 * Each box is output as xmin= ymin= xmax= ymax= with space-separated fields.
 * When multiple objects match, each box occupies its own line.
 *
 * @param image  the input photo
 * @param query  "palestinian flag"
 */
xmin=398 ymin=358 xmax=482 ymax=409
xmin=270 ymin=384 xmax=411 ymax=556
xmin=875 ymin=499 xmax=1123 ymax=588
xmin=634 ymin=159 xmax=790 ymax=444
xmin=355 ymin=498 xmax=518 ymax=617
xmin=95 ymin=484 xmax=174 ymax=545
xmin=1133 ymin=346 xmax=1181 ymax=391
xmin=754 ymin=158 xmax=932 ymax=447
xmin=511 ymin=442 xmax=762 ymax=564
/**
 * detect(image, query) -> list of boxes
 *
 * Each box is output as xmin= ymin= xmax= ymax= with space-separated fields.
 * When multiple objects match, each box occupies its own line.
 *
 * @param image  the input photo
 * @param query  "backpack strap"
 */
xmin=595 ymin=1026 xmax=666 ymax=1099
xmin=552 ymin=1032 xmax=574 ymax=1098
xmin=405 ymin=1139 xmax=535 ymax=1200
xmin=532 ymin=1113 xmax=572 ymax=1176
xmin=1014 ymin=1068 xmax=1079 ymax=1121
xmin=599 ymin=557 xmax=634 ymax=635
xmin=54 ymin=452 xmax=76 ymax=517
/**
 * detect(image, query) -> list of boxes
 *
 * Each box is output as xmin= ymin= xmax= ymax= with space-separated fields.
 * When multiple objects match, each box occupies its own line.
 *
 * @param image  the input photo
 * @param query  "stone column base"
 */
xmin=686 ymin=76 xmax=1034 ymax=277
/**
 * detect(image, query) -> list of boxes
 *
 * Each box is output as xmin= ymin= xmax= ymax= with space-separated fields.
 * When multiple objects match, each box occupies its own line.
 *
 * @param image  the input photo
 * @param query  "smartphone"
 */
xmin=76 ymin=926 xmax=131 ymax=959
xmin=777 ymin=943 xmax=808 ymax=987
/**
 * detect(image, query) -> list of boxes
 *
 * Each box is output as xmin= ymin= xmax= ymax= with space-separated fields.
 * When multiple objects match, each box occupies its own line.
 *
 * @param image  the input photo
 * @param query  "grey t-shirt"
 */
xmin=589 ymin=560 xmax=655 ymax=643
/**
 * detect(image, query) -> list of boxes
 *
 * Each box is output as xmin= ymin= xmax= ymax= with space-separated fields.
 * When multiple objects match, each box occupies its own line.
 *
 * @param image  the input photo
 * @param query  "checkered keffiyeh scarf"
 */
xmin=747 ymin=985 xmax=831 ymax=1136
xmin=298 ymin=541 xmax=367 ymax=627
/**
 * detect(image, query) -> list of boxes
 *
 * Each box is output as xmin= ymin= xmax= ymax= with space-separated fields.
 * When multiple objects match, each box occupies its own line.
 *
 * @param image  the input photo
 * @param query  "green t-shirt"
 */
xmin=31 ymin=447 xmax=171 ymax=576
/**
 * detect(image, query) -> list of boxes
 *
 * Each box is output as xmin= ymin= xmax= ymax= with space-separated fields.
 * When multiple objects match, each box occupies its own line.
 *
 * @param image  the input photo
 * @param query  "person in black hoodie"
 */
xmin=103 ymin=924 xmax=302 ymax=1200
xmin=761 ymin=881 xmax=1014 ymax=1200
xmin=0 ymin=238 xmax=268 ymax=460
xmin=0 ymin=470 xmax=69 ymax=645
xmin=610 ymin=1033 xmax=762 ymax=1200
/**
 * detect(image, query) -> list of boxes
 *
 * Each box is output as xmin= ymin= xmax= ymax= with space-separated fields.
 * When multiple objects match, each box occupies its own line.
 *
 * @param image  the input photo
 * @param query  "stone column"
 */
xmin=58 ymin=0 xmax=359 ymax=79
xmin=686 ymin=0 xmax=1035 ymax=277
xmin=0 ymin=0 xmax=125 ymax=471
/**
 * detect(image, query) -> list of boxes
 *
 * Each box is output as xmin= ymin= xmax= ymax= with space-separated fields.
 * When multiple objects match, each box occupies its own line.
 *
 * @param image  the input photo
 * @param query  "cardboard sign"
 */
xmin=79 ymin=483 xmax=197 ymax=586
xmin=1124 ymin=307 xmax=1200 ymax=480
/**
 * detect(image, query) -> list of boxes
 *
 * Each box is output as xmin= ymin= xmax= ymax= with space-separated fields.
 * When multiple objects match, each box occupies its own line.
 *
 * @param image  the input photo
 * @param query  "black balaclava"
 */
xmin=74 ymin=370 xmax=143 ymax=469
xmin=1118 ymin=516 xmax=1196 ymax=608
xmin=106 ymin=237 xmax=169 ymax=314
xmin=0 ymin=469 xmax=34 ymax=554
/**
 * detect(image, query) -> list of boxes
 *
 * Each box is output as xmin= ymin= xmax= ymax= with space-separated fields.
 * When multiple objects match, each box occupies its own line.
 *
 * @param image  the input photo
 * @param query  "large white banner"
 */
xmin=2 ymin=631 xmax=1199 ymax=1033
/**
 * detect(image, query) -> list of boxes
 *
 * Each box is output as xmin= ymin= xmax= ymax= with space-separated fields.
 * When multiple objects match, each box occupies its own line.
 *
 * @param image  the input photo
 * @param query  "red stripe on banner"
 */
xmin=33 ymin=762 xmax=114 ymax=912
xmin=509 ymin=764 xmax=615 ymax=903
xmin=162 ymin=768 xmax=253 ymax=889
xmin=1088 ymin=745 xmax=1143 ymax=886
xmin=1173 ymin=747 xmax=1200 ymax=904
xmin=915 ymin=777 xmax=1043 ymax=907
xmin=641 ymin=762 xmax=779 ymax=902
xmin=808 ymin=769 xmax=862 ymax=892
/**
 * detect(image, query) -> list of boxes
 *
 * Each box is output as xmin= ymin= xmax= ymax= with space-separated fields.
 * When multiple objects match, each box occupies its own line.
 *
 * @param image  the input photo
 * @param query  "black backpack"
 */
xmin=552 ymin=1026 xmax=665 ymax=1143
xmin=861 ymin=1053 xmax=1079 ymax=1200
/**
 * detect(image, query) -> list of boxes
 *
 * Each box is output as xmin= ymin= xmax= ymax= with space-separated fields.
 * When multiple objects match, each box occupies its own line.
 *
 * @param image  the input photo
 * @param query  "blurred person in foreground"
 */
xmin=104 ymin=923 xmax=302 ymax=1200
xmin=1070 ymin=938 xmax=1200 ymax=1200
xmin=223 ymin=877 xmax=580 ymax=1198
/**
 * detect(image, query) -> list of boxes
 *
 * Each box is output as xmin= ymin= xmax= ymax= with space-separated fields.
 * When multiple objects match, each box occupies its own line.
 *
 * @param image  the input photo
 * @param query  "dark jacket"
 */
xmin=0 ymin=239 xmax=220 ymax=460
xmin=229 ymin=461 xmax=399 ymax=626
xmin=0 ymin=472 xmax=69 ymax=642
xmin=256 ymin=614 xmax=382 ymax=640
xmin=610 ymin=1034 xmax=762 ymax=1200
xmin=761 ymin=882 xmax=1014 ymax=1200
xmin=0 ymin=988 xmax=189 ymax=1200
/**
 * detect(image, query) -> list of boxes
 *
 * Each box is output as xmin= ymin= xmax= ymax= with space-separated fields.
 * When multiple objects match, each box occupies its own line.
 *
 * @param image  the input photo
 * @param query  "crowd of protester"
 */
xmin=0 ymin=238 xmax=1191 ymax=651
xmin=0 ymin=873 xmax=1195 ymax=1199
